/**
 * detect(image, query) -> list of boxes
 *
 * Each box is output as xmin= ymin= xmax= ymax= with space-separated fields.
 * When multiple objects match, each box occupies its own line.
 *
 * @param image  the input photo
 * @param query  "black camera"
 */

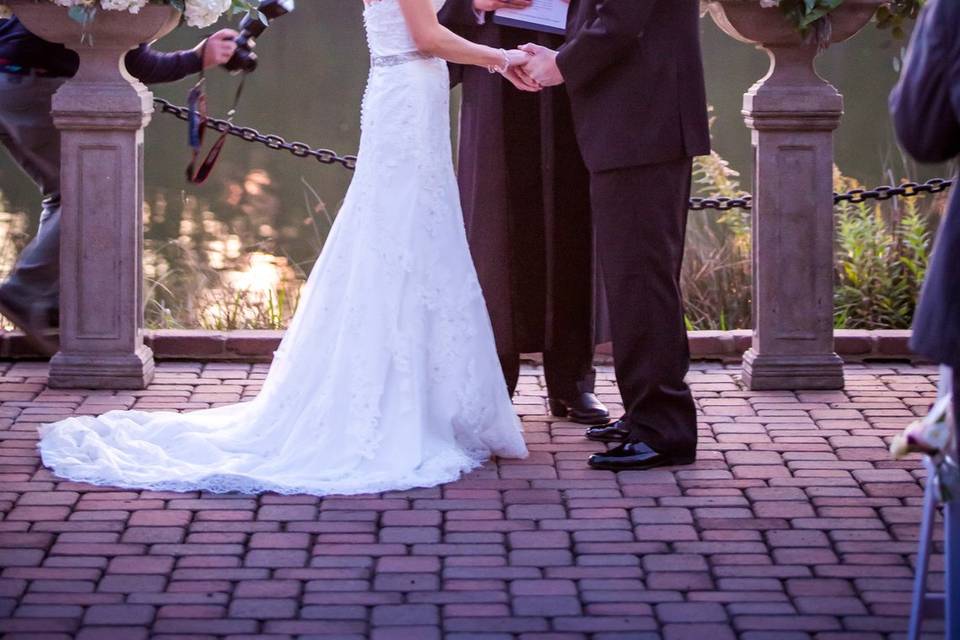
xmin=224 ymin=0 xmax=295 ymax=74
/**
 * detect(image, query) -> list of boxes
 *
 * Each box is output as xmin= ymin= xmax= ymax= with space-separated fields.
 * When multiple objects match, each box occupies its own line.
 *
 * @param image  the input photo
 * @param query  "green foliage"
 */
xmin=682 ymin=151 xmax=753 ymax=330
xmin=875 ymin=0 xmax=926 ymax=40
xmin=685 ymin=149 xmax=944 ymax=331
xmin=834 ymin=196 xmax=933 ymax=329
xmin=761 ymin=0 xmax=925 ymax=38
xmin=777 ymin=0 xmax=845 ymax=32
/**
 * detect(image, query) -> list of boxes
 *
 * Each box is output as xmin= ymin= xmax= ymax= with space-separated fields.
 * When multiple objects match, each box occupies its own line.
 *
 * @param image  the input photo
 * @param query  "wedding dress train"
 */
xmin=37 ymin=0 xmax=528 ymax=496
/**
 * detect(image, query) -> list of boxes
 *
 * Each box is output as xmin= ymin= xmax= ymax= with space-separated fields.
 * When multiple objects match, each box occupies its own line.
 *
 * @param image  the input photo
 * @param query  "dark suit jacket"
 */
xmin=890 ymin=0 xmax=960 ymax=369
xmin=555 ymin=0 xmax=710 ymax=173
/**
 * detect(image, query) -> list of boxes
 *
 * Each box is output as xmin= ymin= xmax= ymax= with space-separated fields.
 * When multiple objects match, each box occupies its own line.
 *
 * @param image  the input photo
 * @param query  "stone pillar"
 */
xmin=707 ymin=0 xmax=883 ymax=390
xmin=10 ymin=3 xmax=180 ymax=389
xmin=741 ymin=42 xmax=845 ymax=390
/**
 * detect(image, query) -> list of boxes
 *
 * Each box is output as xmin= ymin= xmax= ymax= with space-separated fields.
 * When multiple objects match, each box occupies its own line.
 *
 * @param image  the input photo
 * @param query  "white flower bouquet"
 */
xmin=891 ymin=392 xmax=958 ymax=502
xmin=2 ymin=0 xmax=254 ymax=28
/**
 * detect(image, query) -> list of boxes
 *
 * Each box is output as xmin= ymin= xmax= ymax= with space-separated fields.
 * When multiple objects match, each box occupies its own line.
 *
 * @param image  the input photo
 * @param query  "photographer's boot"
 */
xmin=0 ymin=284 xmax=57 ymax=355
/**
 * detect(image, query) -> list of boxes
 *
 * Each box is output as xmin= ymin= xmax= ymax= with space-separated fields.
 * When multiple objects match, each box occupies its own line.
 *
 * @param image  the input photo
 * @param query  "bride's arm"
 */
xmin=398 ymin=0 xmax=528 ymax=70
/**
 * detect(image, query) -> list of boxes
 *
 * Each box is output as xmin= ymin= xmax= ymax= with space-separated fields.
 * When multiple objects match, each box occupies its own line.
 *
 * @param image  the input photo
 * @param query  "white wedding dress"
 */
xmin=37 ymin=0 xmax=528 ymax=496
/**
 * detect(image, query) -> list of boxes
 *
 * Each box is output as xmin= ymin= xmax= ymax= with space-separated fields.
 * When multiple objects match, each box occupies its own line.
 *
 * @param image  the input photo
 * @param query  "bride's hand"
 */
xmin=504 ymin=48 xmax=532 ymax=69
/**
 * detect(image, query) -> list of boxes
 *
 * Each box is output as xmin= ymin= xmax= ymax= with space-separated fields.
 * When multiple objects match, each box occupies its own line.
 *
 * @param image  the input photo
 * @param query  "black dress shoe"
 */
xmin=585 ymin=418 xmax=632 ymax=443
xmin=0 ymin=287 xmax=57 ymax=355
xmin=588 ymin=441 xmax=696 ymax=471
xmin=549 ymin=392 xmax=610 ymax=425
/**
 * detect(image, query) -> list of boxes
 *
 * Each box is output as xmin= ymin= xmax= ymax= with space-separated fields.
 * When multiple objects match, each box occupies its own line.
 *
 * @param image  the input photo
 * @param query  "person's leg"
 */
xmin=540 ymin=84 xmax=606 ymax=423
xmin=543 ymin=348 xmax=594 ymax=399
xmin=500 ymin=352 xmax=521 ymax=398
xmin=953 ymin=366 xmax=959 ymax=435
xmin=0 ymin=75 xmax=63 ymax=321
xmin=947 ymin=365 xmax=960 ymax=640
xmin=589 ymin=159 xmax=697 ymax=455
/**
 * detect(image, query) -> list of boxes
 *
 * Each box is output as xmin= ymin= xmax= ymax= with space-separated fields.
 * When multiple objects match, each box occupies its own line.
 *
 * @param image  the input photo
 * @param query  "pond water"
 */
xmin=0 ymin=3 xmax=946 ymax=329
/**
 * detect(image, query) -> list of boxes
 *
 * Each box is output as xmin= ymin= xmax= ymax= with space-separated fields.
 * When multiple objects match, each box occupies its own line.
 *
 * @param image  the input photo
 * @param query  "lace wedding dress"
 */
xmin=37 ymin=0 xmax=528 ymax=496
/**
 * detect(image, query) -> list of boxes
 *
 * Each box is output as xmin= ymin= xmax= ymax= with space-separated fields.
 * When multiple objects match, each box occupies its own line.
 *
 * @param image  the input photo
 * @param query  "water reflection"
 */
xmin=142 ymin=166 xmax=322 ymax=330
xmin=0 ymin=5 xmax=945 ymax=330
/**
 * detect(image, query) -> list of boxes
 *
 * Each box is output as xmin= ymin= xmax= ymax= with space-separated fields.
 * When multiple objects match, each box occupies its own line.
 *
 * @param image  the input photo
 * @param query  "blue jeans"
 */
xmin=0 ymin=72 xmax=64 ymax=316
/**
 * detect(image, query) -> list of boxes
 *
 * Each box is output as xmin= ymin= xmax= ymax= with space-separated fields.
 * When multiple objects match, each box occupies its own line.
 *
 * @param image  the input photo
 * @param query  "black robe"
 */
xmin=439 ymin=0 xmax=599 ymax=372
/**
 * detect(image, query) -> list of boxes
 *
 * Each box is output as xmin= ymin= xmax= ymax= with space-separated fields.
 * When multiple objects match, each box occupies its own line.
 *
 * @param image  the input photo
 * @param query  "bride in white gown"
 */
xmin=37 ymin=0 xmax=533 ymax=496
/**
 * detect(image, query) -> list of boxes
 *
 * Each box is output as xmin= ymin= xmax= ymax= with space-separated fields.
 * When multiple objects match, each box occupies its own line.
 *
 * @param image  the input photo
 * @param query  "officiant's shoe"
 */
xmin=0 ymin=285 xmax=57 ymax=356
xmin=585 ymin=418 xmax=631 ymax=443
xmin=549 ymin=393 xmax=609 ymax=425
xmin=588 ymin=441 xmax=696 ymax=471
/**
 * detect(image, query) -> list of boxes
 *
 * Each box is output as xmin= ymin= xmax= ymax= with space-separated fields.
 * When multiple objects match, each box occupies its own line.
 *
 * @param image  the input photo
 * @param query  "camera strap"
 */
xmin=185 ymin=51 xmax=248 ymax=185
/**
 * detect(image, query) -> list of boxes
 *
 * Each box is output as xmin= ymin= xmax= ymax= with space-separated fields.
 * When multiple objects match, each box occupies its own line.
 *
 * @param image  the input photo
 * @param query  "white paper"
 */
xmin=494 ymin=0 xmax=569 ymax=34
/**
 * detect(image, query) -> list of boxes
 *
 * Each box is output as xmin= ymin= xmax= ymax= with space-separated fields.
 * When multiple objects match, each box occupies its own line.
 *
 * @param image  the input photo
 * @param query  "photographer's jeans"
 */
xmin=0 ymin=72 xmax=64 ymax=320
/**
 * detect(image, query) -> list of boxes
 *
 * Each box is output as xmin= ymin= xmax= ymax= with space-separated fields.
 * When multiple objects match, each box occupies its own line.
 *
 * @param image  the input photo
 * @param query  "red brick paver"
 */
xmin=0 ymin=360 xmax=946 ymax=639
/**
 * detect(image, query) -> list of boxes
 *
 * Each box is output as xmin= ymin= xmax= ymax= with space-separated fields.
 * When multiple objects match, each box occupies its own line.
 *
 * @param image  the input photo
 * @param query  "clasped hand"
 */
xmin=499 ymin=43 xmax=563 ymax=92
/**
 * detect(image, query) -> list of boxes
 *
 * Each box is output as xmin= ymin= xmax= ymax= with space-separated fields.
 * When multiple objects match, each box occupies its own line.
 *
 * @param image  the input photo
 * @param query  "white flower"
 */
xmin=183 ymin=0 xmax=231 ymax=28
xmin=31 ymin=0 xmax=232 ymax=26
xmin=100 ymin=0 xmax=150 ymax=13
xmin=890 ymin=394 xmax=955 ymax=460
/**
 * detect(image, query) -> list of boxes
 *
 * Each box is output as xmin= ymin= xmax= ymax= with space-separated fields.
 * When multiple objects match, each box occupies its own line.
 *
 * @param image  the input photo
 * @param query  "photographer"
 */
xmin=889 ymin=0 xmax=960 ymax=419
xmin=0 ymin=17 xmax=238 ymax=351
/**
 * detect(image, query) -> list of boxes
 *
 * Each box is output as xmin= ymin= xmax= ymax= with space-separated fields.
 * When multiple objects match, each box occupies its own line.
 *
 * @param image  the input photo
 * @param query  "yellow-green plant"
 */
xmin=683 ymin=151 xmax=753 ymax=330
xmin=834 ymin=193 xmax=934 ymax=329
xmin=684 ymin=150 xmax=942 ymax=331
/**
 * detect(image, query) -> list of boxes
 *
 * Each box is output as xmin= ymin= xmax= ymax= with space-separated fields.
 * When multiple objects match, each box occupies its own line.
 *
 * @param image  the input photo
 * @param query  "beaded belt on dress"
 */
xmin=370 ymin=51 xmax=434 ymax=67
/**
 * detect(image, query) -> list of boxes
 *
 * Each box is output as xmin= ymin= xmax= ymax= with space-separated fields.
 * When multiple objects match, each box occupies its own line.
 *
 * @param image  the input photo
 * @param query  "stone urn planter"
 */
xmin=9 ymin=1 xmax=181 ymax=389
xmin=704 ymin=0 xmax=885 ymax=391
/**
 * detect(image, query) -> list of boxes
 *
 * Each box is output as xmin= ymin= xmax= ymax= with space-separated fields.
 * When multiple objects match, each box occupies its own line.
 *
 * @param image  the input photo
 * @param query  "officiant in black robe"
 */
xmin=439 ymin=0 xmax=608 ymax=424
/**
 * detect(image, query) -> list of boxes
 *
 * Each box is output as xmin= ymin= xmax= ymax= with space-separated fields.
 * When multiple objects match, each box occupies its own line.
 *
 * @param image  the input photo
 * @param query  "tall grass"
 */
xmin=682 ymin=151 xmax=753 ymax=330
xmin=833 ymin=171 xmax=937 ymax=329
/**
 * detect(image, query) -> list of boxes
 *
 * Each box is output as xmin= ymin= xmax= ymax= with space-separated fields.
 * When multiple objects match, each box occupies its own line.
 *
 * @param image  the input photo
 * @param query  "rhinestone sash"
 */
xmin=370 ymin=51 xmax=434 ymax=68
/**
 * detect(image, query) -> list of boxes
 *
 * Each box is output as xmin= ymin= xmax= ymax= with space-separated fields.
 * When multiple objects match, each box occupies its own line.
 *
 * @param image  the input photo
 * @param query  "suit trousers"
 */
xmin=0 ymin=72 xmax=63 ymax=315
xmin=590 ymin=158 xmax=698 ymax=453
xmin=500 ymin=349 xmax=596 ymax=399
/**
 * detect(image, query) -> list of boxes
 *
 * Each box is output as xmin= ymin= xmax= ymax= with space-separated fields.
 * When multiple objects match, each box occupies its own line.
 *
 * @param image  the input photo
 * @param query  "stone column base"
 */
xmin=49 ymin=345 xmax=155 ymax=390
xmin=742 ymin=348 xmax=844 ymax=390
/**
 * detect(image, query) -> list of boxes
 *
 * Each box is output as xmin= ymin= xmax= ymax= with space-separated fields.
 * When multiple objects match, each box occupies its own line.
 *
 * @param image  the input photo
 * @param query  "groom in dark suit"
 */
xmin=518 ymin=0 xmax=710 ymax=470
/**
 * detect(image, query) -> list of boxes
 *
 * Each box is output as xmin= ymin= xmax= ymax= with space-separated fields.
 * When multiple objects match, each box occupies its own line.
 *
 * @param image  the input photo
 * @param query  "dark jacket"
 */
xmin=0 ymin=17 xmax=201 ymax=83
xmin=890 ymin=0 xmax=960 ymax=369
xmin=555 ymin=0 xmax=710 ymax=173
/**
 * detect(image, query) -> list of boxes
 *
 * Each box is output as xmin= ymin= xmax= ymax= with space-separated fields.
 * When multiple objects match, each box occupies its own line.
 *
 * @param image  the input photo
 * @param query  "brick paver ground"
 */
xmin=0 ymin=359 xmax=947 ymax=639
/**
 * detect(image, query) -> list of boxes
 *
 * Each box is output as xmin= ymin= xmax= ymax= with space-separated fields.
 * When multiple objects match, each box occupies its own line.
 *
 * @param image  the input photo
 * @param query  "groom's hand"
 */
xmin=519 ymin=43 xmax=564 ymax=87
xmin=474 ymin=0 xmax=533 ymax=11
xmin=502 ymin=65 xmax=541 ymax=92
xmin=500 ymin=49 xmax=539 ymax=92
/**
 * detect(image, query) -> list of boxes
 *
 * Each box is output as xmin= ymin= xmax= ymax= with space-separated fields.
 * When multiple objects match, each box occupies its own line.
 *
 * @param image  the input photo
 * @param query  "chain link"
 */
xmin=690 ymin=178 xmax=953 ymax=211
xmin=689 ymin=195 xmax=753 ymax=211
xmin=154 ymin=97 xmax=952 ymax=209
xmin=153 ymin=97 xmax=358 ymax=171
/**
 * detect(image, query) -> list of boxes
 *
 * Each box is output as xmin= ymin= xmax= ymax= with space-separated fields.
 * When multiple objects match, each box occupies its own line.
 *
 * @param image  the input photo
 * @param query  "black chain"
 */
xmin=833 ymin=178 xmax=954 ymax=205
xmin=690 ymin=178 xmax=953 ymax=211
xmin=153 ymin=97 xmax=952 ymax=209
xmin=689 ymin=195 xmax=753 ymax=211
xmin=153 ymin=97 xmax=357 ymax=171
